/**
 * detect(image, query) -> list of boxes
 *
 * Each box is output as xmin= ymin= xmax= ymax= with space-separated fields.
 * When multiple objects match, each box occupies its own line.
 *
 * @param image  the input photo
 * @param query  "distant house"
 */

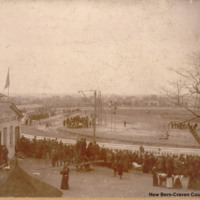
xmin=144 ymin=100 xmax=160 ymax=107
xmin=0 ymin=102 xmax=23 ymax=159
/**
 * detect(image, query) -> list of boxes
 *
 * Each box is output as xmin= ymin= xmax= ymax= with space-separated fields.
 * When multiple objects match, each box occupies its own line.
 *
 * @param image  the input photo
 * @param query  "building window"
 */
xmin=10 ymin=126 xmax=13 ymax=146
xmin=3 ymin=127 xmax=7 ymax=146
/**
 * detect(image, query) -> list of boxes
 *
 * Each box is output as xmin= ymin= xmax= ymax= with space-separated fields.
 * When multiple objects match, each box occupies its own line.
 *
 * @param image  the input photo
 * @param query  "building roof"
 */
xmin=0 ymin=93 xmax=6 ymax=98
xmin=0 ymin=102 xmax=23 ymax=118
xmin=0 ymin=160 xmax=62 ymax=197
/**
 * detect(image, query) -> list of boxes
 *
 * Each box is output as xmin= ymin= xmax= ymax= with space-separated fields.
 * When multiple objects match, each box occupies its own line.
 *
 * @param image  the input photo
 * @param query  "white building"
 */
xmin=0 ymin=102 xmax=23 ymax=159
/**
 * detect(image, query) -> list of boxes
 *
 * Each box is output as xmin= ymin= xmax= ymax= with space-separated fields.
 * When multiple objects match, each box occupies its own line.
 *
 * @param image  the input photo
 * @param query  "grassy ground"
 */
xmin=22 ymin=107 xmax=200 ymax=148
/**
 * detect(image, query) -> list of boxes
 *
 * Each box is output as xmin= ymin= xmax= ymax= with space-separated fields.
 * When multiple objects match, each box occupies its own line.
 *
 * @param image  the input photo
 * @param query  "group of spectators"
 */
xmin=29 ymin=113 xmax=50 ymax=121
xmin=15 ymin=136 xmax=200 ymax=190
xmin=62 ymin=108 xmax=80 ymax=114
xmin=170 ymin=122 xmax=198 ymax=130
xmin=151 ymin=153 xmax=200 ymax=190
xmin=63 ymin=115 xmax=92 ymax=128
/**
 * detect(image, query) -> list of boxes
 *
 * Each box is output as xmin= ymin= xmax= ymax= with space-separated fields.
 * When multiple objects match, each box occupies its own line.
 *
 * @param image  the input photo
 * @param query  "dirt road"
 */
xmin=17 ymin=158 xmax=196 ymax=198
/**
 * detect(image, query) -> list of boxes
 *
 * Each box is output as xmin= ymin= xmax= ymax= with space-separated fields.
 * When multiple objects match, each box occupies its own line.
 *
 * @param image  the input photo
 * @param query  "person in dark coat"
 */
xmin=174 ymin=175 xmax=182 ymax=189
xmin=3 ymin=146 xmax=8 ymax=166
xmin=60 ymin=165 xmax=70 ymax=190
xmin=51 ymin=148 xmax=56 ymax=167
xmin=188 ymin=161 xmax=200 ymax=190
xmin=139 ymin=145 xmax=145 ymax=154
xmin=112 ymin=160 xmax=118 ymax=177
xmin=152 ymin=166 xmax=158 ymax=186
xmin=117 ymin=160 xmax=124 ymax=179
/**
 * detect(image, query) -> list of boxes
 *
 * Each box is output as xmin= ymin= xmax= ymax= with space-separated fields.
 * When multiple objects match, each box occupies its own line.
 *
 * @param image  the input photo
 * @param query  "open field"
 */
xmin=21 ymin=107 xmax=200 ymax=149
xmin=21 ymin=107 xmax=200 ymax=148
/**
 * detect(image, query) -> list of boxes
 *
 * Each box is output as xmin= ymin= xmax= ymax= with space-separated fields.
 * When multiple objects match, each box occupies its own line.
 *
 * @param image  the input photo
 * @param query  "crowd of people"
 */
xmin=15 ymin=136 xmax=200 ymax=190
xmin=63 ymin=115 xmax=92 ymax=128
xmin=170 ymin=121 xmax=198 ymax=130
xmin=151 ymin=153 xmax=200 ymax=190
xmin=29 ymin=113 xmax=50 ymax=121
xmin=62 ymin=108 xmax=80 ymax=114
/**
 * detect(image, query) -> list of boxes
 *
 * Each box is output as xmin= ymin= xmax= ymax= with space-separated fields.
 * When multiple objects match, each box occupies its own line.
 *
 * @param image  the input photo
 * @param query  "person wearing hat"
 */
xmin=117 ymin=160 xmax=124 ymax=179
xmin=152 ymin=166 xmax=158 ymax=186
xmin=60 ymin=165 xmax=70 ymax=190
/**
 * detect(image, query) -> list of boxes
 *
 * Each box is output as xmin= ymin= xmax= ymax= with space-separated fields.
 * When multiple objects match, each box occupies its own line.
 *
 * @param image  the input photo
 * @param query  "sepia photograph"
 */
xmin=0 ymin=0 xmax=200 ymax=197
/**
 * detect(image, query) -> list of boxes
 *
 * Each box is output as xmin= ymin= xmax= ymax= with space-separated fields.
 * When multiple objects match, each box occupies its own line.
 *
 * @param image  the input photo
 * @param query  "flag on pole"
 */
xmin=4 ymin=68 xmax=10 ymax=89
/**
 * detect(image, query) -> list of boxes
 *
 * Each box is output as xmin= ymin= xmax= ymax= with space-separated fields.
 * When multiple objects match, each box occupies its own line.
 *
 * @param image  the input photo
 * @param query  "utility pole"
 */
xmin=114 ymin=104 xmax=117 ymax=132
xmin=78 ymin=90 xmax=100 ymax=142
xmin=110 ymin=107 xmax=112 ymax=132
xmin=94 ymin=90 xmax=97 ymax=142
xmin=110 ymin=101 xmax=113 ymax=132
xmin=110 ymin=100 xmax=117 ymax=133
xmin=97 ymin=91 xmax=102 ymax=125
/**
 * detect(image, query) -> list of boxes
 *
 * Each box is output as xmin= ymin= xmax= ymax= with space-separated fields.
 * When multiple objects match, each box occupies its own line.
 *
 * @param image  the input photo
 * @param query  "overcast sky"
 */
xmin=0 ymin=0 xmax=200 ymax=96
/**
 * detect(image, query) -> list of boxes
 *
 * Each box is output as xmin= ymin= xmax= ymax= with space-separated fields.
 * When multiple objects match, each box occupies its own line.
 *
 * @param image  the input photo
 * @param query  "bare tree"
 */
xmin=175 ymin=52 xmax=200 ymax=95
xmin=160 ymin=52 xmax=200 ymax=140
xmin=163 ymin=52 xmax=200 ymax=117
xmin=163 ymin=79 xmax=188 ymax=105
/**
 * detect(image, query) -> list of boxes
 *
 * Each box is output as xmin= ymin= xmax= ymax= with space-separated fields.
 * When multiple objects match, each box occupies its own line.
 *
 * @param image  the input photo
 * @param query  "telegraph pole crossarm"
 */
xmin=78 ymin=90 xmax=94 ymax=106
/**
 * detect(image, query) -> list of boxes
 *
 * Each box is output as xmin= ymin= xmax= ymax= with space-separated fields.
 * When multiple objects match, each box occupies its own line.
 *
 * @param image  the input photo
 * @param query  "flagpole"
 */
xmin=8 ymin=84 xmax=9 ymax=101
xmin=4 ymin=68 xmax=10 ymax=101
xmin=8 ymin=68 xmax=9 ymax=101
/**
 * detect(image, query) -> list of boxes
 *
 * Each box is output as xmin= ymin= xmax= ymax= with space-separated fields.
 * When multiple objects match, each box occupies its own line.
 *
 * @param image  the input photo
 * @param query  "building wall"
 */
xmin=0 ymin=120 xmax=21 ymax=159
